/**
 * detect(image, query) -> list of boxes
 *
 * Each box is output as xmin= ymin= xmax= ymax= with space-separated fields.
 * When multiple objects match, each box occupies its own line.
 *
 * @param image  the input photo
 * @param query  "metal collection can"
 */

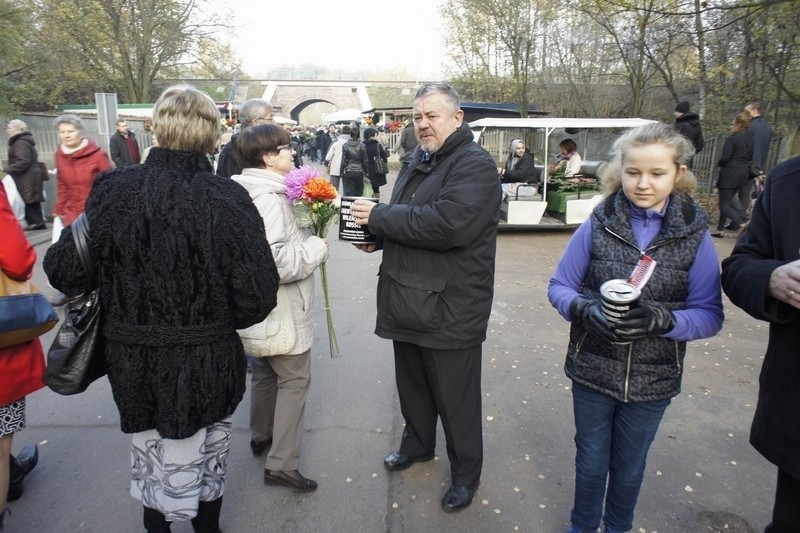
xmin=338 ymin=196 xmax=379 ymax=243
xmin=599 ymin=279 xmax=641 ymax=323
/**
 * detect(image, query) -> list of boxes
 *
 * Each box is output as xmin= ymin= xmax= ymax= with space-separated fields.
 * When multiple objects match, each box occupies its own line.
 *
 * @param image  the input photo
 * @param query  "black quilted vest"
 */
xmin=565 ymin=190 xmax=708 ymax=402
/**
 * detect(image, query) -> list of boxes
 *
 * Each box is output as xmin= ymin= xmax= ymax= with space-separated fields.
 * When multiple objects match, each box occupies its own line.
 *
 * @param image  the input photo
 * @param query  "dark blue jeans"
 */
xmin=570 ymin=383 xmax=671 ymax=533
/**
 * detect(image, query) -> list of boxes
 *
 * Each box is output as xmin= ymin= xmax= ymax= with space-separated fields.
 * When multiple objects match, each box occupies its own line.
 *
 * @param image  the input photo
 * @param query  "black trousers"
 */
xmin=24 ymin=202 xmax=45 ymax=227
xmin=393 ymin=340 xmax=483 ymax=487
xmin=341 ymin=171 xmax=365 ymax=197
xmin=717 ymin=187 xmax=746 ymax=230
xmin=765 ymin=468 xmax=800 ymax=532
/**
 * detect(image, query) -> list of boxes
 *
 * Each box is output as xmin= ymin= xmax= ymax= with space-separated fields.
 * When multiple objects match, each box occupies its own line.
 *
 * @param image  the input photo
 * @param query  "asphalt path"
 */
xmin=5 ymin=168 xmax=773 ymax=532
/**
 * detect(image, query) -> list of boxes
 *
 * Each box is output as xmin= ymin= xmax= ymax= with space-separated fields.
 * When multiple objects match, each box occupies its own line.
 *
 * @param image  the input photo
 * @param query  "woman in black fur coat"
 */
xmin=44 ymin=86 xmax=280 ymax=532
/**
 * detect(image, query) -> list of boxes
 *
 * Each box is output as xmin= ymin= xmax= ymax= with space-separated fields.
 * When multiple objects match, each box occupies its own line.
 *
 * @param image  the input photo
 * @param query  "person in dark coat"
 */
xmin=674 ymin=101 xmax=704 ymax=167
xmin=711 ymin=112 xmax=753 ymax=238
xmin=108 ymin=118 xmax=140 ymax=167
xmin=745 ymin=101 xmax=772 ymax=175
xmin=3 ymin=120 xmax=46 ymax=230
xmin=317 ymin=124 xmax=336 ymax=164
xmin=398 ymin=120 xmax=417 ymax=162
xmin=498 ymin=138 xmax=538 ymax=198
xmin=721 ymin=155 xmax=800 ymax=533
xmin=362 ymin=127 xmax=388 ymax=199
xmin=340 ymin=126 xmax=368 ymax=197
xmin=44 ymin=85 xmax=280 ymax=532
xmin=216 ymin=98 xmax=274 ymax=178
xmin=351 ymin=83 xmax=502 ymax=513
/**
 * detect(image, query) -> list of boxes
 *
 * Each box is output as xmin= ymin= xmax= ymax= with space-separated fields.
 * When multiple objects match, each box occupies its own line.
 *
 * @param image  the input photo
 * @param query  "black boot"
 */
xmin=7 ymin=444 xmax=38 ymax=502
xmin=143 ymin=506 xmax=171 ymax=532
xmin=191 ymin=496 xmax=222 ymax=533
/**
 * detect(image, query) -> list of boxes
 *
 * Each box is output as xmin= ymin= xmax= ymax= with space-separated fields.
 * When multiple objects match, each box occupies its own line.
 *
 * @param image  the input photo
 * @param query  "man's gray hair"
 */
xmin=414 ymin=83 xmax=460 ymax=113
xmin=239 ymin=99 xmax=273 ymax=129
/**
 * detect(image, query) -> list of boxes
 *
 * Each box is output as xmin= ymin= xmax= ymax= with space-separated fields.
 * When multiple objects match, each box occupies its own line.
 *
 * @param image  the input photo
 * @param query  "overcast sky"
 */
xmin=222 ymin=0 xmax=446 ymax=79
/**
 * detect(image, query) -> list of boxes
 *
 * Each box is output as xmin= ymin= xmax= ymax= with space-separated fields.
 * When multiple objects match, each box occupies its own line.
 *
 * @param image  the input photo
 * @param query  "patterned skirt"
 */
xmin=0 ymin=398 xmax=26 ymax=438
xmin=130 ymin=418 xmax=231 ymax=522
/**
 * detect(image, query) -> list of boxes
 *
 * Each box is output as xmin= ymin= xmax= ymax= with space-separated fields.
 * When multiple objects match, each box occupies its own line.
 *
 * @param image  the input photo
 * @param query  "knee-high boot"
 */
xmin=191 ymin=496 xmax=222 ymax=533
xmin=143 ymin=506 xmax=171 ymax=532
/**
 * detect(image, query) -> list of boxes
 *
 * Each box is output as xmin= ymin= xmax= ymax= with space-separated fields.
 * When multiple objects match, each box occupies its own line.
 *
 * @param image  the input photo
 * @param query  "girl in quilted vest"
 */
xmin=548 ymin=122 xmax=724 ymax=533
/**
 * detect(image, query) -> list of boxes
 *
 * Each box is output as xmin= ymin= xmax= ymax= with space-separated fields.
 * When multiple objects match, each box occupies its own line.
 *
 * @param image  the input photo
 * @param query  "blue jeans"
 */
xmin=570 ymin=383 xmax=670 ymax=533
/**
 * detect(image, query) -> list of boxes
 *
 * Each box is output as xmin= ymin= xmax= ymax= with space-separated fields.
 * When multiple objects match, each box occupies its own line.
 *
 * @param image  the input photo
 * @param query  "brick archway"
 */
xmin=260 ymin=81 xmax=373 ymax=122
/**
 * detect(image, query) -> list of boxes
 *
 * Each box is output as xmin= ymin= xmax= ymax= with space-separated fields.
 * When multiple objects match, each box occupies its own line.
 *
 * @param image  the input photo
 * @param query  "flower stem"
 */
xmin=320 ymin=260 xmax=339 ymax=357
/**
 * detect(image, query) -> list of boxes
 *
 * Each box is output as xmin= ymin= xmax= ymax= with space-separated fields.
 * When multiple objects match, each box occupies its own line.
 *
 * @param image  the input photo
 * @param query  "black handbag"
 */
xmin=374 ymin=155 xmax=389 ymax=175
xmin=44 ymin=213 xmax=106 ymax=395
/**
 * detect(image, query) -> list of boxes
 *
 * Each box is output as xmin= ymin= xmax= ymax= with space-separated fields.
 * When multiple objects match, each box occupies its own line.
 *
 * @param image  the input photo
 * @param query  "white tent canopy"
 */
xmin=322 ymin=108 xmax=364 ymax=124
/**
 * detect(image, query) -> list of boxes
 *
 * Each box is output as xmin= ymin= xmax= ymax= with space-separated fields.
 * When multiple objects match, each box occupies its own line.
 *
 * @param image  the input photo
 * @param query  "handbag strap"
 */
xmin=71 ymin=213 xmax=95 ymax=287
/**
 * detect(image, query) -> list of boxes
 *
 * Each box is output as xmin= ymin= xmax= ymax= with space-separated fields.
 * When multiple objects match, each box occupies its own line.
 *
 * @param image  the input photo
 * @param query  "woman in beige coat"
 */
xmin=232 ymin=124 xmax=328 ymax=492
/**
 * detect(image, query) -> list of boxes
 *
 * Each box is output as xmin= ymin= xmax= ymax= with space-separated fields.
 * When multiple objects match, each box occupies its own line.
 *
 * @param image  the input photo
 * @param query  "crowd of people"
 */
xmin=1 ymin=82 xmax=795 ymax=533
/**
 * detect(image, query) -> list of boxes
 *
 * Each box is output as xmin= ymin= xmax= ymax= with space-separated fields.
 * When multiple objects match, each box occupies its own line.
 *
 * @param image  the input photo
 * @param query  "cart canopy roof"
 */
xmin=469 ymin=117 xmax=657 ymax=130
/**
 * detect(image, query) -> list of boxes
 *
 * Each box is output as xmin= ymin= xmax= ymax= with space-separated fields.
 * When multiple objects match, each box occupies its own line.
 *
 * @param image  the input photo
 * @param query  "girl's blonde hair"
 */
xmin=152 ymin=85 xmax=220 ymax=153
xmin=600 ymin=122 xmax=697 ymax=195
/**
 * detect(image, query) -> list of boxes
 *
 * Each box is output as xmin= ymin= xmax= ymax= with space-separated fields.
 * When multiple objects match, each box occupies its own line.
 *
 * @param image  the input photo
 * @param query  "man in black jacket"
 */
xmin=745 ymin=100 xmax=772 ymax=176
xmin=351 ymin=82 xmax=501 ymax=513
xmin=109 ymin=118 xmax=140 ymax=167
xmin=674 ymin=101 xmax=704 ymax=167
xmin=216 ymin=99 xmax=273 ymax=178
xmin=721 ymin=155 xmax=800 ymax=533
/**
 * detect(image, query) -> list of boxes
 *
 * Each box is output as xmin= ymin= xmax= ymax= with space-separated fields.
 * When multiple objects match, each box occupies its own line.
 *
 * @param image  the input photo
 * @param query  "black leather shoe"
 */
xmin=24 ymin=223 xmax=46 ymax=231
xmin=383 ymin=451 xmax=435 ymax=471
xmin=250 ymin=438 xmax=271 ymax=456
xmin=441 ymin=481 xmax=479 ymax=512
xmin=263 ymin=469 xmax=317 ymax=492
xmin=7 ymin=443 xmax=39 ymax=502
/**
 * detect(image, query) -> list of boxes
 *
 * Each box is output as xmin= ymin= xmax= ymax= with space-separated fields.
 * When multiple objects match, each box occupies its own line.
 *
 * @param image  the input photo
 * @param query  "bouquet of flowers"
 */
xmin=285 ymin=166 xmax=341 ymax=357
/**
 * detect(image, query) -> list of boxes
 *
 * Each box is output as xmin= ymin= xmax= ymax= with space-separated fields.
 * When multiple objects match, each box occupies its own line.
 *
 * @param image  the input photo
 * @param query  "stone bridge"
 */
xmin=260 ymin=81 xmax=371 ymax=122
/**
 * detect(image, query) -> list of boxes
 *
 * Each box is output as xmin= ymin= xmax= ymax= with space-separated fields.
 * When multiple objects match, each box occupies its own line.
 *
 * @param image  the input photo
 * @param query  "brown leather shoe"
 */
xmin=263 ymin=469 xmax=317 ymax=491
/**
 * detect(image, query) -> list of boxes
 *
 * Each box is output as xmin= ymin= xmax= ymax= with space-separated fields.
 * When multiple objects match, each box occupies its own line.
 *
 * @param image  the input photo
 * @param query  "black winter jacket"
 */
xmin=3 ymin=132 xmax=44 ymax=203
xmin=109 ymin=130 xmax=140 ymax=167
xmin=721 ymin=155 xmax=800 ymax=480
xmin=368 ymin=123 xmax=501 ymax=349
xmin=364 ymin=138 xmax=388 ymax=188
xmin=566 ymin=190 xmax=708 ymax=402
xmin=341 ymin=139 xmax=368 ymax=175
xmin=717 ymin=131 xmax=753 ymax=189
xmin=501 ymin=151 xmax=537 ymax=184
xmin=44 ymin=148 xmax=279 ymax=439
xmin=676 ymin=112 xmax=704 ymax=153
xmin=216 ymin=133 xmax=241 ymax=178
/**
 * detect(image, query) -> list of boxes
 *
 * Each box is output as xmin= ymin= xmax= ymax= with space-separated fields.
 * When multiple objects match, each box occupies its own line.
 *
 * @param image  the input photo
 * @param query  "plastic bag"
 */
xmin=2 ymin=175 xmax=25 ymax=223
xmin=51 ymin=216 xmax=64 ymax=244
xmin=363 ymin=179 xmax=374 ymax=198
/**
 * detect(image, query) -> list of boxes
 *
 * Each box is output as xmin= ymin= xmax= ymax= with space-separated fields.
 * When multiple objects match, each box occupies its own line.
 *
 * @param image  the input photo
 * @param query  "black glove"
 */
xmin=569 ymin=296 xmax=620 ymax=343
xmin=613 ymin=302 xmax=676 ymax=341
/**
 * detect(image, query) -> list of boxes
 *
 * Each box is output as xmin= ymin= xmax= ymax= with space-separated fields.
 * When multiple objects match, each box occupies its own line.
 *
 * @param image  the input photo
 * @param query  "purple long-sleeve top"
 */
xmin=548 ymin=199 xmax=724 ymax=342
